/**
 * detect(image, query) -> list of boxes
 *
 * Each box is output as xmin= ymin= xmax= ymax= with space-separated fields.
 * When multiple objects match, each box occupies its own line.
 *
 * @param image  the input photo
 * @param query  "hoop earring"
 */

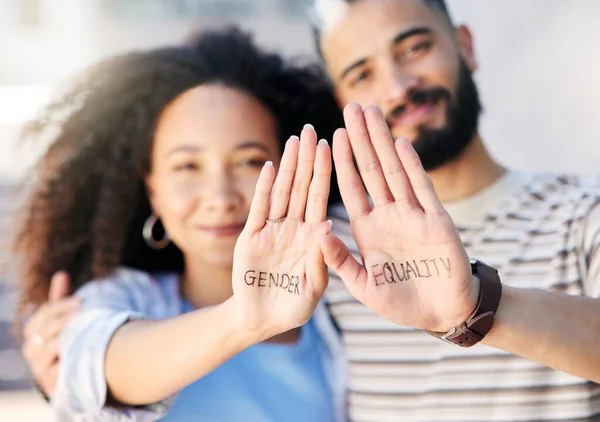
xmin=142 ymin=214 xmax=170 ymax=250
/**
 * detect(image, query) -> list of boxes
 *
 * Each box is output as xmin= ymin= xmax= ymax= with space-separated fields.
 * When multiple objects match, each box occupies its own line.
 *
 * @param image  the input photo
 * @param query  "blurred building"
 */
xmin=0 ymin=0 xmax=314 ymax=87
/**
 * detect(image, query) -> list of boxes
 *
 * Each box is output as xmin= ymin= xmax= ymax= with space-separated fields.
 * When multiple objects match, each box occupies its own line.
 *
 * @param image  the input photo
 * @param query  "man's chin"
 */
xmin=390 ymin=122 xmax=448 ymax=144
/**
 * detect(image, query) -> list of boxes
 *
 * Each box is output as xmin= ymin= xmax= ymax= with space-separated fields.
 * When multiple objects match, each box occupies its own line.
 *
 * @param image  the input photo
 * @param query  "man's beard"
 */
xmin=386 ymin=59 xmax=482 ymax=171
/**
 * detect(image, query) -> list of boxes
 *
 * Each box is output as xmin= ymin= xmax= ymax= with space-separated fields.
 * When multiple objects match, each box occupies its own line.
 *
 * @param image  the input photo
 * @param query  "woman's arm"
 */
xmin=105 ymin=297 xmax=260 ymax=405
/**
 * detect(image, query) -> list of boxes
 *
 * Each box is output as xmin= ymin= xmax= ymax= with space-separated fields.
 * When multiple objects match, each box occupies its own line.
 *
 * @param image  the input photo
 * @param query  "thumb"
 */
xmin=320 ymin=234 xmax=367 ymax=291
xmin=305 ymin=220 xmax=334 ymax=296
xmin=48 ymin=271 xmax=71 ymax=302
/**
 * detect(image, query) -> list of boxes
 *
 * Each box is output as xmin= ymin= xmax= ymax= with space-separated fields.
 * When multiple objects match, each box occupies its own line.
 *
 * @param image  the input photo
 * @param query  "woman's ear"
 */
xmin=144 ymin=174 xmax=160 ymax=216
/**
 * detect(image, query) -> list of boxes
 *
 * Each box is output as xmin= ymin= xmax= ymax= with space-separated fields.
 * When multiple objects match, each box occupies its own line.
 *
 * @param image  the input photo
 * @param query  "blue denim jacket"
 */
xmin=51 ymin=268 xmax=347 ymax=421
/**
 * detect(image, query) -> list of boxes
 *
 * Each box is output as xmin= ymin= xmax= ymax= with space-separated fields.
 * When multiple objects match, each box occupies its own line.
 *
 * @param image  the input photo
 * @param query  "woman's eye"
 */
xmin=239 ymin=158 xmax=267 ymax=168
xmin=174 ymin=162 xmax=199 ymax=172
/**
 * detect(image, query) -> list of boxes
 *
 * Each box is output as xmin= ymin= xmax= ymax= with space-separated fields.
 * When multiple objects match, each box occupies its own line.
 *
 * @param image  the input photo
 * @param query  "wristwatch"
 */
xmin=426 ymin=259 xmax=502 ymax=347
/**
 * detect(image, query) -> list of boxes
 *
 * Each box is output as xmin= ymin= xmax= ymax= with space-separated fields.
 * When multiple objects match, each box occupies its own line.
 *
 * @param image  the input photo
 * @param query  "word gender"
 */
xmin=244 ymin=270 xmax=300 ymax=295
xmin=371 ymin=257 xmax=451 ymax=286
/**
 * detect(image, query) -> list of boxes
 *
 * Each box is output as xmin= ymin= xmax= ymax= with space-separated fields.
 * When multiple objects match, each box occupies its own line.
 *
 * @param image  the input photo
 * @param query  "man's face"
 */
xmin=320 ymin=0 xmax=482 ymax=170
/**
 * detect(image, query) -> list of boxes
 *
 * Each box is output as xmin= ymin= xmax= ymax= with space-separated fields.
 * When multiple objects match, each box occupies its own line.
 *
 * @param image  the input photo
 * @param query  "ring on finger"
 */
xmin=265 ymin=215 xmax=287 ymax=223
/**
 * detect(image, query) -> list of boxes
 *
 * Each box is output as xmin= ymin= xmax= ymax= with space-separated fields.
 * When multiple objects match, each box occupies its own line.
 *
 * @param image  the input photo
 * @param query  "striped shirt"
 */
xmin=325 ymin=171 xmax=600 ymax=422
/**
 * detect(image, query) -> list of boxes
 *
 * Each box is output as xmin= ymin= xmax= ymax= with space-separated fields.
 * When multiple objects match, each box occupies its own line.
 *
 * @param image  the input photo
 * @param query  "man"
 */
xmin=21 ymin=2 xmax=600 ymax=421
xmin=314 ymin=0 xmax=600 ymax=421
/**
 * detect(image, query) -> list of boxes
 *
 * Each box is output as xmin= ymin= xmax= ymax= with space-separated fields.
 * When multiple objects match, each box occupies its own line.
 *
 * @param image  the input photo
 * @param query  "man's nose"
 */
xmin=381 ymin=63 xmax=420 ymax=109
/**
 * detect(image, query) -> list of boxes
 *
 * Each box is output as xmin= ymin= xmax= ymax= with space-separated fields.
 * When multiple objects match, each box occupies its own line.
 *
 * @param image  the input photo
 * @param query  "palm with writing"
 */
xmin=232 ymin=125 xmax=332 ymax=340
xmin=321 ymin=104 xmax=478 ymax=332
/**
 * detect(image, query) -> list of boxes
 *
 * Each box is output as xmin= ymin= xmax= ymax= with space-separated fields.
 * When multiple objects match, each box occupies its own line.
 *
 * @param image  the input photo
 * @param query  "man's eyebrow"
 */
xmin=392 ymin=27 xmax=433 ymax=46
xmin=340 ymin=58 xmax=368 ymax=81
xmin=339 ymin=27 xmax=433 ymax=81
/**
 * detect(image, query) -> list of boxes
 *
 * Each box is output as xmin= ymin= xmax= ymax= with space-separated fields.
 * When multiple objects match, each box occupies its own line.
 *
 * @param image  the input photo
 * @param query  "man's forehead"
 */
xmin=313 ymin=0 xmax=434 ymax=35
xmin=318 ymin=0 xmax=438 ymax=76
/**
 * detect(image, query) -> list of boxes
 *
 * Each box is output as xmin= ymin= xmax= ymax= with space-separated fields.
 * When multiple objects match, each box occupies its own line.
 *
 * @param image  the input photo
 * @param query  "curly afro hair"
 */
xmin=11 ymin=26 xmax=344 ymax=317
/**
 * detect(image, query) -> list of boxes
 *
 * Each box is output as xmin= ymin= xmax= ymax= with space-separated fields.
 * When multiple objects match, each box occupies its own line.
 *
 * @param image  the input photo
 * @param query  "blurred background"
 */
xmin=1 ymin=0 xmax=600 ymax=420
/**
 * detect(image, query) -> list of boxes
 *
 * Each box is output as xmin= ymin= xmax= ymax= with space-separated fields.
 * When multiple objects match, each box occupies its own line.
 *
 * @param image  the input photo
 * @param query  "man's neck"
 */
xmin=427 ymin=134 xmax=505 ymax=204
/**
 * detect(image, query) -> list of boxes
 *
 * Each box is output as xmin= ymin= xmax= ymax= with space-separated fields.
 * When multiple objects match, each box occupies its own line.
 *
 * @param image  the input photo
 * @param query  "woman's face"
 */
xmin=146 ymin=84 xmax=281 ymax=268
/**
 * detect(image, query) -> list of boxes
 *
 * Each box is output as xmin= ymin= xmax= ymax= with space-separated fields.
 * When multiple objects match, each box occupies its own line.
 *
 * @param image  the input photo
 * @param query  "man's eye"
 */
xmin=405 ymin=40 xmax=433 ymax=58
xmin=351 ymin=69 xmax=372 ymax=87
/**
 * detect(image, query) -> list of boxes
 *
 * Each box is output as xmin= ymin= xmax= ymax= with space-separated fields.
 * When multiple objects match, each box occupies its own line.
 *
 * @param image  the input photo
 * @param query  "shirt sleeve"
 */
xmin=580 ymin=201 xmax=600 ymax=298
xmin=51 ymin=269 xmax=177 ymax=422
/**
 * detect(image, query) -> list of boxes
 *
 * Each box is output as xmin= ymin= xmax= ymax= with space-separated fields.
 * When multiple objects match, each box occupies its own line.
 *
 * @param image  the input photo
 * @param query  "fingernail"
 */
xmin=318 ymin=139 xmax=328 ymax=145
xmin=326 ymin=220 xmax=333 ymax=230
xmin=304 ymin=123 xmax=314 ymax=130
xmin=289 ymin=135 xmax=299 ymax=142
xmin=265 ymin=161 xmax=273 ymax=167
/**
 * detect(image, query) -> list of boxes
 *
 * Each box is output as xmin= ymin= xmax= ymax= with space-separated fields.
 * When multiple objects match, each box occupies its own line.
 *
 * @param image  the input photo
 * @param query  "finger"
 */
xmin=395 ymin=138 xmax=444 ymax=214
xmin=320 ymin=234 xmax=368 ymax=299
xmin=343 ymin=103 xmax=394 ymax=207
xmin=305 ymin=220 xmax=333 ymax=297
xmin=41 ymin=364 xmax=59 ymax=397
xmin=246 ymin=161 xmax=276 ymax=232
xmin=288 ymin=124 xmax=318 ymax=220
xmin=38 ymin=310 xmax=77 ymax=344
xmin=48 ymin=271 xmax=71 ymax=301
xmin=363 ymin=106 xmax=419 ymax=208
xmin=29 ymin=340 xmax=59 ymax=373
xmin=24 ymin=339 xmax=59 ymax=387
xmin=268 ymin=136 xmax=299 ymax=221
xmin=305 ymin=139 xmax=332 ymax=223
xmin=24 ymin=299 xmax=81 ymax=339
xmin=332 ymin=128 xmax=370 ymax=221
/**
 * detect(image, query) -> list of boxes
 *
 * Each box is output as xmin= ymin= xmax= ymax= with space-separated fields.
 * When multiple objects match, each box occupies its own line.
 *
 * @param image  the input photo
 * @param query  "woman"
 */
xmin=12 ymin=27 xmax=345 ymax=421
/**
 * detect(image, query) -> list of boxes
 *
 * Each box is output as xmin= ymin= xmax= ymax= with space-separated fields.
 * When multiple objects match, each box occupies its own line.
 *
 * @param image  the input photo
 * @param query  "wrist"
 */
xmin=223 ymin=295 xmax=275 ymax=345
xmin=431 ymin=273 xmax=481 ymax=333
xmin=427 ymin=260 xmax=502 ymax=347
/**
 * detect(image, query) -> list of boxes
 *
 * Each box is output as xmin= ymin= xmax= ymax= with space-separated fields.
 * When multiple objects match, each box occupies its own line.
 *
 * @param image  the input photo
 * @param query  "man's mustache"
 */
xmin=386 ymin=87 xmax=451 ymax=124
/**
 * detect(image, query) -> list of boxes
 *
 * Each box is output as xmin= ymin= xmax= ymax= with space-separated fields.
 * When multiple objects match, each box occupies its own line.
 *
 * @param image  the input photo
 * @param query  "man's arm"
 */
xmin=484 ymin=286 xmax=600 ymax=382
xmin=484 ymin=202 xmax=600 ymax=381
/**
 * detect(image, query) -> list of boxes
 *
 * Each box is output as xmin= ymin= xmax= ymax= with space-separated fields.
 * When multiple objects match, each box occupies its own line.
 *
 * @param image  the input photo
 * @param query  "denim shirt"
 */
xmin=51 ymin=268 xmax=347 ymax=422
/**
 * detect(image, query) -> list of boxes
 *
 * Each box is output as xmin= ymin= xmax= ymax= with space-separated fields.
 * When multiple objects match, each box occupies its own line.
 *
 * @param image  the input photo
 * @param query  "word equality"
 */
xmin=244 ymin=270 xmax=300 ymax=295
xmin=371 ymin=257 xmax=452 ymax=286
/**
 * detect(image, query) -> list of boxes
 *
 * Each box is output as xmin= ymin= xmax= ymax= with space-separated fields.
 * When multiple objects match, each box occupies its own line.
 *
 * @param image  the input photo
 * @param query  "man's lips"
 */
xmin=387 ymin=102 xmax=436 ymax=130
xmin=197 ymin=223 xmax=246 ymax=237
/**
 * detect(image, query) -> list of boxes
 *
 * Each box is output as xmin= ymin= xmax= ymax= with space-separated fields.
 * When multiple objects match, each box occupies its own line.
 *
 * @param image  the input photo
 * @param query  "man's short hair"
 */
xmin=311 ymin=0 xmax=453 ymax=62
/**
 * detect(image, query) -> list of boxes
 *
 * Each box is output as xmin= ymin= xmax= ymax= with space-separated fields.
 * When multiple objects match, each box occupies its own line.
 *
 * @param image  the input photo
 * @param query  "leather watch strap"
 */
xmin=426 ymin=260 xmax=502 ymax=347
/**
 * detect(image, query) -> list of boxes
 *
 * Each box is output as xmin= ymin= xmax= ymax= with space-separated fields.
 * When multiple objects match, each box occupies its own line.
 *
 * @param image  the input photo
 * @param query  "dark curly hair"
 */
xmin=11 ymin=26 xmax=344 ymax=317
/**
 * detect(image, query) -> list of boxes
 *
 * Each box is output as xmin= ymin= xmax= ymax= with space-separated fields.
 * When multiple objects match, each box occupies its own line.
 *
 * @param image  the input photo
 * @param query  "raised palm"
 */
xmin=232 ymin=125 xmax=332 ymax=338
xmin=321 ymin=104 xmax=477 ymax=332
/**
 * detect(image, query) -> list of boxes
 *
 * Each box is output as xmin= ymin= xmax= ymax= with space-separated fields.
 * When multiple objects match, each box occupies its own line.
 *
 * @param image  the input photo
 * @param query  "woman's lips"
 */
xmin=197 ymin=223 xmax=246 ymax=237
